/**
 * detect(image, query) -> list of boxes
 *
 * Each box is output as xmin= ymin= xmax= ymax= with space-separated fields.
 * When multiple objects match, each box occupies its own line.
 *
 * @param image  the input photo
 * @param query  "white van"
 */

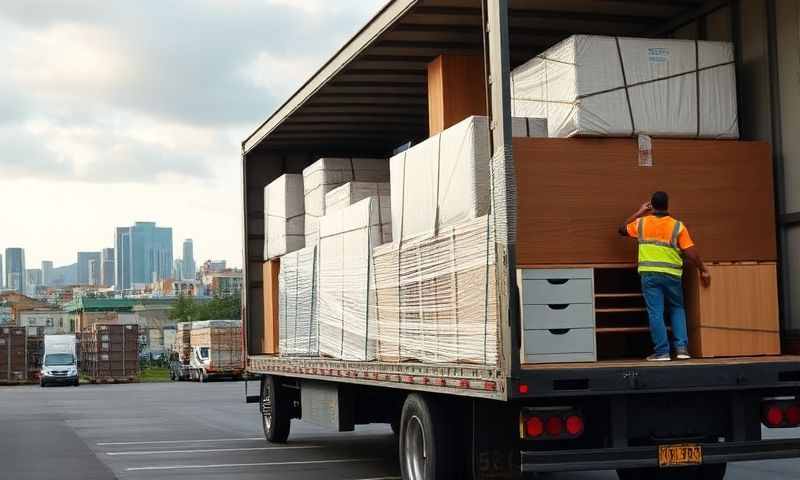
xmin=41 ymin=334 xmax=79 ymax=387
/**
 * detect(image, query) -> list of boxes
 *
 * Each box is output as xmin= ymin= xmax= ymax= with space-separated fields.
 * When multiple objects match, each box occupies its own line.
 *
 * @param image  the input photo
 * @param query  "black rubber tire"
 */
xmin=74 ymin=379 xmax=80 ymax=387
xmin=200 ymin=370 xmax=209 ymax=383
xmin=40 ymin=379 xmax=46 ymax=388
xmin=399 ymin=393 xmax=462 ymax=480
xmin=261 ymin=375 xmax=291 ymax=443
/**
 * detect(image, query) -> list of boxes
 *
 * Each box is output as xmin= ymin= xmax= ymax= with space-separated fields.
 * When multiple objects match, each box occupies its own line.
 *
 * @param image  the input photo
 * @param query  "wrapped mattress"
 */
xmin=303 ymin=158 xmax=389 ymax=247
xmin=510 ymin=35 xmax=739 ymax=138
xmin=390 ymin=115 xmax=546 ymax=244
xmin=318 ymin=198 xmax=384 ymax=361
xmin=278 ymin=245 xmax=318 ymax=356
xmin=264 ymin=174 xmax=304 ymax=259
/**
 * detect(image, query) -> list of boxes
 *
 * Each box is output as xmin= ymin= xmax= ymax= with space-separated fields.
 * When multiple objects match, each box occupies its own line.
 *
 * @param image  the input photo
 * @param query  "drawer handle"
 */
xmin=548 ymin=329 xmax=570 ymax=335
xmin=547 ymin=304 xmax=569 ymax=310
xmin=547 ymin=279 xmax=569 ymax=285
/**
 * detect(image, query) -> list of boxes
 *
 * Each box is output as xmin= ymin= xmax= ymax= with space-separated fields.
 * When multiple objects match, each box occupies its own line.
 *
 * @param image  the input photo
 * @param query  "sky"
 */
xmin=0 ymin=0 xmax=384 ymax=269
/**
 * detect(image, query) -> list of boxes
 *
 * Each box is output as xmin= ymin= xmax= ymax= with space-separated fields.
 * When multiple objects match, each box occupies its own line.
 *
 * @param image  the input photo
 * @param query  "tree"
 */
xmin=169 ymin=295 xmax=197 ymax=322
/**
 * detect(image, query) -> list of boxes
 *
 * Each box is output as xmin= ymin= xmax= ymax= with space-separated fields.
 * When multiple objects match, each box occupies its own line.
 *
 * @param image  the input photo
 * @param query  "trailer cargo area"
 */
xmin=240 ymin=1 xmax=800 ymax=479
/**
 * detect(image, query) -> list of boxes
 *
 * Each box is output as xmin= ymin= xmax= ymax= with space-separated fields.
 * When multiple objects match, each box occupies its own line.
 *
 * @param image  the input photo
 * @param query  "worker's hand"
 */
xmin=637 ymin=202 xmax=653 ymax=216
xmin=700 ymin=270 xmax=712 ymax=288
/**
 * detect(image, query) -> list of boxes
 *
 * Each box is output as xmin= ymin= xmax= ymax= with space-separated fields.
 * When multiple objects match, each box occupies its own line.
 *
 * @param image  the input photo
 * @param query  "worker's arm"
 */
xmin=618 ymin=202 xmax=652 ymax=236
xmin=683 ymin=246 xmax=711 ymax=287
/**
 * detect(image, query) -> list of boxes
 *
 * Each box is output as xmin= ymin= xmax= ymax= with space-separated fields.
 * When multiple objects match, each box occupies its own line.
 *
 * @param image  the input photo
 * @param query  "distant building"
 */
xmin=25 ymin=269 xmax=43 ymax=297
xmin=41 ymin=261 xmax=53 ymax=286
xmin=88 ymin=259 xmax=100 ymax=286
xmin=0 ymin=253 xmax=3 ymax=289
xmin=173 ymin=259 xmax=184 ymax=281
xmin=18 ymin=307 xmax=73 ymax=336
xmin=182 ymin=239 xmax=196 ymax=280
xmin=0 ymin=303 xmax=11 ymax=325
xmin=4 ymin=248 xmax=26 ymax=293
xmin=115 ymin=222 xmax=173 ymax=290
xmin=49 ymin=263 xmax=77 ymax=286
xmin=101 ymin=248 xmax=115 ymax=287
xmin=203 ymin=269 xmax=243 ymax=298
xmin=200 ymin=259 xmax=226 ymax=275
xmin=77 ymin=251 xmax=101 ymax=285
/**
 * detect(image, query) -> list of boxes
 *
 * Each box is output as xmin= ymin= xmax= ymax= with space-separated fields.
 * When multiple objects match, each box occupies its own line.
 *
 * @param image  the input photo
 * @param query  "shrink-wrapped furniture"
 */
xmin=511 ymin=35 xmax=739 ymax=138
xmin=264 ymin=174 xmax=304 ymax=259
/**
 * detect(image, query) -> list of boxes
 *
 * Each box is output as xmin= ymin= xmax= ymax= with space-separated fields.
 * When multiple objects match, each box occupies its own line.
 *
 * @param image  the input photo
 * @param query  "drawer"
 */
xmin=521 ymin=278 xmax=593 ymax=304
xmin=522 ymin=303 xmax=594 ymax=330
xmin=526 ymin=352 xmax=597 ymax=364
xmin=524 ymin=328 xmax=595 ymax=356
xmin=519 ymin=268 xmax=593 ymax=281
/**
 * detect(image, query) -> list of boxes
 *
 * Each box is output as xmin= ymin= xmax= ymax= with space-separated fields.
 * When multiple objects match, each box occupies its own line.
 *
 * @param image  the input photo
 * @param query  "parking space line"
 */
xmin=107 ymin=446 xmax=321 ymax=456
xmin=126 ymin=458 xmax=380 ymax=471
xmin=97 ymin=437 xmax=263 ymax=446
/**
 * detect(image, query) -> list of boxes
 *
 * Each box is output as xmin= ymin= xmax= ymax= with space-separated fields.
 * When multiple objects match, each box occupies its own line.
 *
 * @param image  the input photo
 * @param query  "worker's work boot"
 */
xmin=646 ymin=353 xmax=671 ymax=362
xmin=675 ymin=347 xmax=691 ymax=360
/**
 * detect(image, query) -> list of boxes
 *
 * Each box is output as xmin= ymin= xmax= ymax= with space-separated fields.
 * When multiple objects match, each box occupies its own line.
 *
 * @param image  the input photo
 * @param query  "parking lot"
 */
xmin=1 ymin=381 xmax=799 ymax=479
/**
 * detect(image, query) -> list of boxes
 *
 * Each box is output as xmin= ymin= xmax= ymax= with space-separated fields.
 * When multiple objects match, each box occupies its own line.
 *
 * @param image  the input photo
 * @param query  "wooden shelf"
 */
xmin=597 ymin=327 xmax=650 ymax=334
xmin=596 ymin=307 xmax=647 ymax=313
xmin=595 ymin=293 xmax=643 ymax=298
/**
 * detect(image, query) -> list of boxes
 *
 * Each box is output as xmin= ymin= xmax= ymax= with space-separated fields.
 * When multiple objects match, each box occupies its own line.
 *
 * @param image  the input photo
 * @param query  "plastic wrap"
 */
xmin=278 ymin=245 xmax=318 ymax=356
xmin=373 ymin=215 xmax=497 ymax=365
xmin=189 ymin=320 xmax=242 ymax=370
xmin=303 ymin=158 xmax=389 ymax=247
xmin=511 ymin=35 xmax=739 ymax=138
xmin=391 ymin=115 xmax=545 ymax=244
xmin=318 ymin=198 xmax=384 ymax=361
xmin=264 ymin=174 xmax=304 ymax=259
xmin=325 ymin=181 xmax=392 ymax=244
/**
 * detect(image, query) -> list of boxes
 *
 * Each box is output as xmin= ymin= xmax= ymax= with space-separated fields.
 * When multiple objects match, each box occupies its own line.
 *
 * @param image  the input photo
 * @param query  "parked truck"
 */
xmin=171 ymin=320 xmax=243 ymax=382
xmin=41 ymin=334 xmax=79 ymax=387
xmin=239 ymin=2 xmax=800 ymax=479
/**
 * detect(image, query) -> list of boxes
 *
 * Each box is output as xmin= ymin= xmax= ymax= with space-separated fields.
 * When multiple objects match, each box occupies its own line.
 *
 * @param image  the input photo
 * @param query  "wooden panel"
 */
xmin=514 ymin=138 xmax=776 ymax=264
xmin=262 ymin=259 xmax=280 ymax=354
xmin=684 ymin=263 xmax=780 ymax=358
xmin=427 ymin=55 xmax=486 ymax=135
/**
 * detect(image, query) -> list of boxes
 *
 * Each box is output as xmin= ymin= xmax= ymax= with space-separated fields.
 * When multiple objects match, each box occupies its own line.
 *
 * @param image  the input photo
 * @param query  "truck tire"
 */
xmin=261 ymin=375 xmax=290 ymax=443
xmin=200 ymin=370 xmax=209 ymax=383
xmin=399 ymin=394 xmax=462 ymax=480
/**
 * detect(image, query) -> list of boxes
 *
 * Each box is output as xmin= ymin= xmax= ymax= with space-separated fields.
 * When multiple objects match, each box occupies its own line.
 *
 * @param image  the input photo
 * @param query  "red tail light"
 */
xmin=762 ymin=399 xmax=800 ymax=428
xmin=766 ymin=406 xmax=784 ymax=426
xmin=787 ymin=405 xmax=800 ymax=426
xmin=525 ymin=417 xmax=544 ymax=437
xmin=545 ymin=416 xmax=563 ymax=436
xmin=566 ymin=415 xmax=585 ymax=436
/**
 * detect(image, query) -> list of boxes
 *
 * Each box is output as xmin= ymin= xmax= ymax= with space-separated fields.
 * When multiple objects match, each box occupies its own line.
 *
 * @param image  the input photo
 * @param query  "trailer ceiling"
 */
xmin=243 ymin=0 xmax=721 ymax=157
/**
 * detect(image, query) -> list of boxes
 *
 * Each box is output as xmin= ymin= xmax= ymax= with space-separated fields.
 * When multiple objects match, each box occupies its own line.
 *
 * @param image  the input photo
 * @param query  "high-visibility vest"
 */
xmin=637 ymin=215 xmax=684 ymax=277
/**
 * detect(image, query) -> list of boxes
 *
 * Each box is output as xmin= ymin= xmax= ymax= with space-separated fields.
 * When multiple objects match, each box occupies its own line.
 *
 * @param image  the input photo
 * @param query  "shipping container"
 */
xmin=80 ymin=324 xmax=139 ymax=383
xmin=0 ymin=327 xmax=27 ymax=384
xmin=239 ymin=2 xmax=800 ymax=479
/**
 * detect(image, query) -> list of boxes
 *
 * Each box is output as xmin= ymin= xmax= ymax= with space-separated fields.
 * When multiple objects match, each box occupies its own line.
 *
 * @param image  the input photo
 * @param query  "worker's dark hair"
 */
xmin=651 ymin=191 xmax=669 ymax=211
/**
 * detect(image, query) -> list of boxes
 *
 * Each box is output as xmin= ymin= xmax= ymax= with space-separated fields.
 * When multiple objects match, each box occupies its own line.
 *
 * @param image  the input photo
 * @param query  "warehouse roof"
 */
xmin=63 ymin=298 xmax=136 ymax=312
xmin=243 ymin=0 xmax=722 ymax=157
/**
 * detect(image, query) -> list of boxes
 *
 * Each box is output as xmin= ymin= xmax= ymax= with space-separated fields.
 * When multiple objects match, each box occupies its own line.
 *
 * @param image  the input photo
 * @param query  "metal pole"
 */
xmin=484 ymin=0 xmax=520 ymax=388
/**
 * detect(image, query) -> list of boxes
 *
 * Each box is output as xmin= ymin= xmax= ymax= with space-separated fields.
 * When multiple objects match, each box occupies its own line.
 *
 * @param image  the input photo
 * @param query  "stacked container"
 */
xmin=0 ymin=327 xmax=27 ymax=383
xmin=80 ymin=324 xmax=139 ymax=383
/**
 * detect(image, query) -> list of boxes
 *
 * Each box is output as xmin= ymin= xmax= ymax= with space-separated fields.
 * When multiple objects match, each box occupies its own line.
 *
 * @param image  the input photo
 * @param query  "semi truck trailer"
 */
xmin=239 ymin=1 xmax=800 ymax=479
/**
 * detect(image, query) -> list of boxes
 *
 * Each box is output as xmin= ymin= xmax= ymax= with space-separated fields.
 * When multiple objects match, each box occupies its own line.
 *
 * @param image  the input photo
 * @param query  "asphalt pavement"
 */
xmin=1 ymin=381 xmax=799 ymax=479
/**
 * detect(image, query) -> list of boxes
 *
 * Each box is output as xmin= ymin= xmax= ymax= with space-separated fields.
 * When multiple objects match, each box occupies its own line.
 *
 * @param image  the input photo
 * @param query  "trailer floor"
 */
xmin=522 ymin=355 xmax=800 ymax=370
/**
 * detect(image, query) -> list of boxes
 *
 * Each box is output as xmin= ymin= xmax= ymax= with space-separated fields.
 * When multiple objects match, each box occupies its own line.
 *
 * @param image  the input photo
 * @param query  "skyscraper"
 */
xmin=100 ymin=248 xmax=115 ymax=287
xmin=88 ymin=259 xmax=100 ymax=286
xmin=0 ymin=254 xmax=3 ymax=289
xmin=4 ymin=248 xmax=25 ymax=294
xmin=173 ymin=259 xmax=184 ymax=281
xmin=77 ymin=251 xmax=101 ymax=285
xmin=25 ymin=268 xmax=43 ymax=296
xmin=41 ymin=261 xmax=53 ymax=287
xmin=182 ymin=239 xmax=196 ymax=280
xmin=115 ymin=222 xmax=173 ymax=290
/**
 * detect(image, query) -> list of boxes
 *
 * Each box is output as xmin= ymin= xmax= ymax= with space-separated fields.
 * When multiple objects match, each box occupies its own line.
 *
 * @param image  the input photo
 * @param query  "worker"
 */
xmin=619 ymin=191 xmax=711 ymax=362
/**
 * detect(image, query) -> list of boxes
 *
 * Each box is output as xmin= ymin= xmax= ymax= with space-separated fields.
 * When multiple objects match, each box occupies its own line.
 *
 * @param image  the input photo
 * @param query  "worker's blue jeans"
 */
xmin=641 ymin=273 xmax=689 ymax=355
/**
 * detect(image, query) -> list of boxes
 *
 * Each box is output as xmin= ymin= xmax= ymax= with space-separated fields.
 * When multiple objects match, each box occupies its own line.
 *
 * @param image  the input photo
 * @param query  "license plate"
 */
xmin=658 ymin=444 xmax=703 ymax=467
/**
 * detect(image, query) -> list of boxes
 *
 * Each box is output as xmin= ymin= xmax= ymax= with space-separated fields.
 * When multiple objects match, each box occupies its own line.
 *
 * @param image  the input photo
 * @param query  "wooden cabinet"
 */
xmin=262 ymin=259 xmax=280 ymax=354
xmin=427 ymin=55 xmax=486 ymax=135
xmin=684 ymin=263 xmax=780 ymax=358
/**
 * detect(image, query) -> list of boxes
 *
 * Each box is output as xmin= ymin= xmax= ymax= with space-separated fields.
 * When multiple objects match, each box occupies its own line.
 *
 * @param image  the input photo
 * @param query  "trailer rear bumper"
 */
xmin=521 ymin=439 xmax=800 ymax=473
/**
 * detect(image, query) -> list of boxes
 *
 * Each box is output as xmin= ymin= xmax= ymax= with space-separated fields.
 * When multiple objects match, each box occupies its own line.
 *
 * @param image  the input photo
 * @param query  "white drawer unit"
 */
xmin=518 ymin=268 xmax=597 ymax=364
xmin=522 ymin=303 xmax=594 ymax=330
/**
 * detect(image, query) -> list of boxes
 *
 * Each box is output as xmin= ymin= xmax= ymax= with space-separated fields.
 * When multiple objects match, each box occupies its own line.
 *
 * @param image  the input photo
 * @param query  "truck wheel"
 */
xmin=261 ymin=375 xmax=290 ymax=443
xmin=200 ymin=370 xmax=209 ymax=383
xmin=399 ymin=394 xmax=461 ymax=480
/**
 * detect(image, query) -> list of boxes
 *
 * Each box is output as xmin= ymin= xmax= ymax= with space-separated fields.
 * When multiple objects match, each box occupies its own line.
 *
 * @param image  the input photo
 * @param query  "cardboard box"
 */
xmin=264 ymin=174 xmax=304 ymax=259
